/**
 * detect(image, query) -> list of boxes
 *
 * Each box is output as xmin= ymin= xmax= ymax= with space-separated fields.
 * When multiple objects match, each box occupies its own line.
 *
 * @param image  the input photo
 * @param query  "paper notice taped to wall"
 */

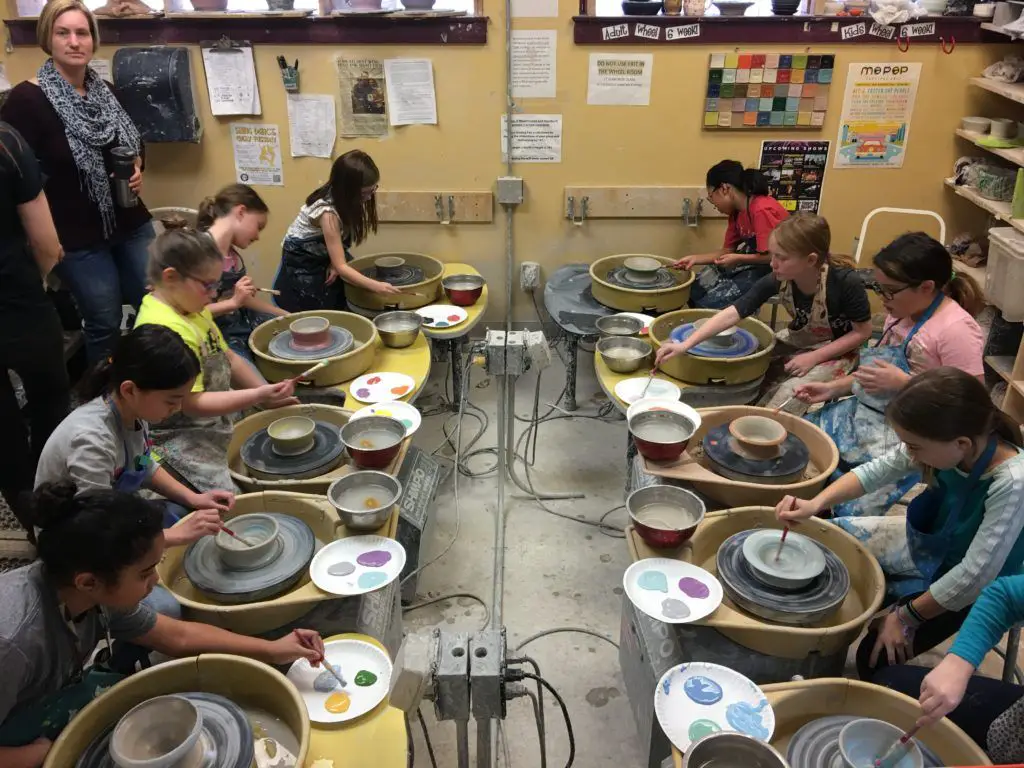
xmin=383 ymin=59 xmax=438 ymax=126
xmin=501 ymin=114 xmax=562 ymax=163
xmin=511 ymin=30 xmax=557 ymax=99
xmin=587 ymin=53 xmax=653 ymax=106
xmin=231 ymin=123 xmax=284 ymax=187
xmin=286 ymin=94 xmax=337 ymax=158
xmin=202 ymin=44 xmax=261 ymax=116
xmin=336 ymin=57 xmax=388 ymax=138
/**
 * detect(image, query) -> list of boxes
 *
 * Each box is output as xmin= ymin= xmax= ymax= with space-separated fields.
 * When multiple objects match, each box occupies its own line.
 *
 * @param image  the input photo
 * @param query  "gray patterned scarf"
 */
xmin=37 ymin=58 xmax=141 ymax=238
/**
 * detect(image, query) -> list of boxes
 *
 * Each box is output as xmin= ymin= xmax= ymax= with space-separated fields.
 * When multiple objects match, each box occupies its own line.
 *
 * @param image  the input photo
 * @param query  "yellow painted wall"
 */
xmin=0 ymin=9 xmax=1012 ymax=322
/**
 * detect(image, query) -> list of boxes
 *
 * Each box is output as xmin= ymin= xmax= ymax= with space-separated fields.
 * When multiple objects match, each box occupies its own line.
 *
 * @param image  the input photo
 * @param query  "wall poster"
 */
xmin=758 ymin=140 xmax=830 ymax=214
xmin=834 ymin=62 xmax=921 ymax=169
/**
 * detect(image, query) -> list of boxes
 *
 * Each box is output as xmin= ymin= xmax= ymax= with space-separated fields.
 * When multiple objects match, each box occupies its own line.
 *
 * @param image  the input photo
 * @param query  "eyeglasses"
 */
xmin=185 ymin=273 xmax=220 ymax=293
xmin=867 ymin=280 xmax=917 ymax=301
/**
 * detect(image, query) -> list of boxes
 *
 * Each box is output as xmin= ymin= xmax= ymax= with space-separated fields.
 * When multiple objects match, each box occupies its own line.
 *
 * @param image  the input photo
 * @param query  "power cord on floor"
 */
xmin=515 ymin=627 xmax=619 ymax=651
xmin=403 ymin=591 xmax=490 ymax=631
xmin=515 ymin=671 xmax=574 ymax=768
xmin=509 ymin=655 xmax=546 ymax=768
xmin=417 ymin=706 xmax=439 ymax=768
xmin=405 ymin=712 xmax=415 ymax=768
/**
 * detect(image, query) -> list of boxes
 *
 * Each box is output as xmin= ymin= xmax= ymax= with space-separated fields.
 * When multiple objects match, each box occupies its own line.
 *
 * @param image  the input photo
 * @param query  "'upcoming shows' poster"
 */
xmin=759 ymin=141 xmax=829 ymax=214
xmin=834 ymin=63 xmax=921 ymax=169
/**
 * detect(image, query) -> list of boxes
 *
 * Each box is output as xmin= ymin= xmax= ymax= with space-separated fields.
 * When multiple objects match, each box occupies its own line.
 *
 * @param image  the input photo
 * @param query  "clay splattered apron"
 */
xmin=835 ymin=438 xmax=997 ymax=604
xmin=761 ymin=264 xmax=858 ymax=414
xmin=690 ymin=201 xmax=772 ymax=310
xmin=275 ymin=232 xmax=351 ymax=313
xmin=214 ymin=251 xmax=275 ymax=364
xmin=149 ymin=317 xmax=236 ymax=493
xmin=807 ymin=294 xmax=944 ymax=517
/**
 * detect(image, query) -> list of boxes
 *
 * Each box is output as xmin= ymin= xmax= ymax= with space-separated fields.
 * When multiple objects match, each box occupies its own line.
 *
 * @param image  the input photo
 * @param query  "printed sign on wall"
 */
xmin=834 ymin=63 xmax=921 ymax=169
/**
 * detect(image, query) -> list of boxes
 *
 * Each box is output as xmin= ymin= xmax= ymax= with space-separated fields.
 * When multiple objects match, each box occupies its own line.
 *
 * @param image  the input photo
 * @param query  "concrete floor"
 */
xmin=402 ymin=342 xmax=645 ymax=767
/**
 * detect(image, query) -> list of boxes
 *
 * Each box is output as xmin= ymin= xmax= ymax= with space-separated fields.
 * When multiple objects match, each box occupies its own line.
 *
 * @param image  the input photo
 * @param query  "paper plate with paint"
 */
xmin=349 ymin=372 xmax=416 ymax=404
xmin=614 ymin=377 xmax=682 ymax=405
xmin=309 ymin=535 xmax=406 ymax=596
xmin=654 ymin=661 xmax=775 ymax=754
xmin=286 ymin=639 xmax=393 ymax=724
xmin=416 ymin=304 xmax=468 ymax=329
xmin=349 ymin=400 xmax=422 ymax=437
xmin=615 ymin=312 xmax=655 ymax=334
xmin=623 ymin=558 xmax=723 ymax=624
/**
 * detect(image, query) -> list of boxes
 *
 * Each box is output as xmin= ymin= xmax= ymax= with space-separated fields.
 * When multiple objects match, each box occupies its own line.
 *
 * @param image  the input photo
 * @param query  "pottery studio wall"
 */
xmin=0 ymin=9 xmax=1011 ymax=323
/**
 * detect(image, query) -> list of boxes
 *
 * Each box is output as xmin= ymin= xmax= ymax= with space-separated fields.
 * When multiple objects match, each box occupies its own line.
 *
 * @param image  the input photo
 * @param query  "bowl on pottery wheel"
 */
xmin=741 ymin=528 xmax=826 ymax=590
xmin=288 ymin=316 xmax=332 ymax=349
xmin=340 ymin=415 xmax=406 ymax=469
xmin=215 ymin=513 xmax=280 ymax=570
xmin=442 ymin=274 xmax=486 ymax=306
xmin=596 ymin=314 xmax=644 ymax=338
xmin=373 ymin=310 xmax=423 ymax=349
xmin=597 ymin=336 xmax=652 ymax=374
xmin=839 ymin=718 xmax=924 ymax=768
xmin=729 ymin=415 xmax=787 ymax=460
xmin=622 ymin=255 xmax=663 ymax=283
xmin=691 ymin=318 xmax=738 ymax=347
xmin=374 ymin=255 xmax=406 ymax=280
xmin=682 ymin=731 xmax=789 ymax=768
xmin=629 ymin=407 xmax=699 ymax=462
xmin=266 ymin=416 xmax=317 ymax=456
xmin=626 ymin=484 xmax=705 ymax=548
xmin=327 ymin=470 xmax=402 ymax=532
xmin=109 ymin=695 xmax=204 ymax=768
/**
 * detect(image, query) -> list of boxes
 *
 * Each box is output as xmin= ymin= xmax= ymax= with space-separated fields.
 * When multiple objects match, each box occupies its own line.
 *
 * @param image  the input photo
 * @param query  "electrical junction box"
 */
xmin=496 ymin=176 xmax=524 ymax=205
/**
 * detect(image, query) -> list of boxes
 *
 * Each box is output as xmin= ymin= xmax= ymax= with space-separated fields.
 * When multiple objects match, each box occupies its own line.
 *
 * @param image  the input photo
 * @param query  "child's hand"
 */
xmin=853 ymin=360 xmax=909 ymax=394
xmin=774 ymin=494 xmax=822 ymax=523
xmin=918 ymin=654 xmax=975 ymax=727
xmin=230 ymin=276 xmax=257 ymax=309
xmin=325 ymin=266 xmax=339 ymax=286
xmin=673 ymin=254 xmax=713 ymax=270
xmin=374 ymin=280 xmax=402 ymax=295
xmin=655 ymin=342 xmax=687 ymax=366
xmin=190 ymin=489 xmax=235 ymax=513
xmin=714 ymin=253 xmax=747 ymax=269
xmin=784 ymin=352 xmax=819 ymax=377
xmin=869 ymin=610 xmax=912 ymax=668
xmin=266 ymin=629 xmax=326 ymax=666
xmin=171 ymin=509 xmax=223 ymax=545
xmin=259 ymin=380 xmax=299 ymax=409
xmin=794 ymin=381 xmax=834 ymax=404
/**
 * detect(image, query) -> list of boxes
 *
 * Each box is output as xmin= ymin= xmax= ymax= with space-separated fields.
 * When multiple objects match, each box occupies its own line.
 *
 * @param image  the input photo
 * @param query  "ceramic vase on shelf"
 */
xmin=683 ymin=0 xmax=706 ymax=13
xmin=190 ymin=0 xmax=228 ymax=10
xmin=664 ymin=0 xmax=683 ymax=13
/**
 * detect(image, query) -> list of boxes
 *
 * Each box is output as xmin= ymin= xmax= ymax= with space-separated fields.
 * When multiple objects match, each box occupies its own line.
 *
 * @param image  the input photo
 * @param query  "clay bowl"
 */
xmin=992 ymin=117 xmax=1018 ymax=139
xmin=327 ymin=470 xmax=402 ymax=532
xmin=374 ymin=255 xmax=406 ymax=280
xmin=682 ymin=731 xmax=788 ymax=768
xmin=109 ymin=695 xmax=204 ymax=768
xmin=621 ymin=0 xmax=663 ymax=13
xmin=215 ymin=513 xmax=280 ymax=570
xmin=373 ymin=310 xmax=422 ymax=349
xmin=596 ymin=314 xmax=644 ymax=338
xmin=402 ymin=0 xmax=436 ymax=7
xmin=729 ymin=415 xmax=787 ymax=460
xmin=340 ymin=415 xmax=405 ymax=469
xmin=442 ymin=274 xmax=486 ymax=306
xmin=839 ymin=718 xmax=924 ymax=768
xmin=288 ymin=316 xmax=331 ymax=349
xmin=266 ymin=416 xmax=316 ymax=456
xmin=626 ymin=484 xmax=705 ymax=548
xmin=691 ymin=318 xmax=738 ymax=347
xmin=190 ymin=0 xmax=228 ymax=9
xmin=961 ymin=116 xmax=991 ymax=134
xmin=741 ymin=528 xmax=826 ymax=590
xmin=628 ymin=406 xmax=700 ymax=462
xmin=596 ymin=336 xmax=653 ymax=374
xmin=622 ymin=255 xmax=663 ymax=283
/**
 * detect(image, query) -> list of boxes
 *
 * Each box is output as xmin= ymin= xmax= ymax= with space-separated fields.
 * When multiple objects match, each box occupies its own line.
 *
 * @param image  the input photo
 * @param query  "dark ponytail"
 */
xmin=79 ymin=325 xmax=201 ymax=401
xmin=32 ymin=480 xmax=165 ymax=586
xmin=196 ymin=184 xmax=268 ymax=231
xmin=874 ymin=232 xmax=984 ymax=317
xmin=706 ymin=159 xmax=770 ymax=198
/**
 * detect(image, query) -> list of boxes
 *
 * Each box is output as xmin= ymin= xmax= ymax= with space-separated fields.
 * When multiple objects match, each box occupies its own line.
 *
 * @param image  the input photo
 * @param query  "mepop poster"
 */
xmin=834 ymin=62 xmax=921 ymax=169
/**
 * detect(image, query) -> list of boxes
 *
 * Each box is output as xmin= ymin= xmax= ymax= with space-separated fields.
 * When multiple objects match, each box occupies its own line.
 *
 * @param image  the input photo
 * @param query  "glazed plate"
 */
xmin=75 ymin=692 xmax=254 ymax=768
xmin=615 ymin=377 xmax=682 ymax=405
xmin=309 ymin=535 xmax=407 ymax=596
xmin=183 ymin=514 xmax=316 ymax=604
xmin=787 ymin=716 xmax=942 ymax=768
xmin=267 ymin=326 xmax=354 ymax=361
xmin=286 ymin=639 xmax=393 ymax=724
xmin=654 ymin=662 xmax=775 ymax=753
xmin=349 ymin=372 xmax=416 ymax=403
xmin=240 ymin=422 xmax=344 ymax=478
xmin=349 ymin=400 xmax=422 ymax=437
xmin=741 ymin=529 xmax=826 ymax=590
xmin=669 ymin=323 xmax=759 ymax=358
xmin=416 ymin=304 xmax=468 ymax=329
xmin=623 ymin=558 xmax=723 ymax=624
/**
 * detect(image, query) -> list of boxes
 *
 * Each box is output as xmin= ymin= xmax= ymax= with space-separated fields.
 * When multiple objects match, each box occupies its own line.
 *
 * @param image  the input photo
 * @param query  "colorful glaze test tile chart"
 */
xmin=703 ymin=52 xmax=835 ymax=130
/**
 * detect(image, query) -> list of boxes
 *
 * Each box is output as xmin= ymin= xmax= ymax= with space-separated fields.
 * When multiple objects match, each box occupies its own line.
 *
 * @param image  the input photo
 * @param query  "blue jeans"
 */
xmin=57 ymin=222 xmax=156 ymax=363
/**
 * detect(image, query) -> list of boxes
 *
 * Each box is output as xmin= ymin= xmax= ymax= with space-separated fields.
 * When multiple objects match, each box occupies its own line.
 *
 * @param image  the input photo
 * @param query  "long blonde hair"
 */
xmin=771 ymin=213 xmax=855 ymax=269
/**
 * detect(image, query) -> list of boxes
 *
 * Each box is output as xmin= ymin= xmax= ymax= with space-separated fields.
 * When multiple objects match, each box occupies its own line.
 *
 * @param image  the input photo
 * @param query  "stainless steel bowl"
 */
xmin=327 ymin=470 xmax=402 ymax=531
xmin=596 ymin=315 xmax=644 ymax=338
xmin=596 ymin=336 xmax=652 ymax=374
xmin=683 ymin=732 xmax=790 ymax=768
xmin=374 ymin=311 xmax=423 ymax=349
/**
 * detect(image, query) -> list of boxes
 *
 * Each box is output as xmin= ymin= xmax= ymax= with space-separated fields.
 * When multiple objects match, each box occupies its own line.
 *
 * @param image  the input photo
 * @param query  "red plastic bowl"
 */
xmin=628 ymin=409 xmax=695 ymax=462
xmin=626 ymin=485 xmax=705 ymax=548
xmin=341 ymin=416 xmax=405 ymax=469
xmin=442 ymin=274 xmax=485 ymax=307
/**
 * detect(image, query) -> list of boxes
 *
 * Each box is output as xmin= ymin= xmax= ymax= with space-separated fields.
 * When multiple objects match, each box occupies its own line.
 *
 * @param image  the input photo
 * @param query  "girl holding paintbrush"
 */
xmin=776 ymin=368 xmax=1024 ymax=682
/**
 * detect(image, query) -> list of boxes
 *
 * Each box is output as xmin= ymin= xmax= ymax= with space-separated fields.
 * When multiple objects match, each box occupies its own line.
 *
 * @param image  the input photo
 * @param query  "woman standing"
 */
xmin=0 ymin=122 xmax=70 ymax=535
xmin=1 ymin=0 xmax=152 ymax=363
xmin=275 ymin=150 xmax=400 ymax=312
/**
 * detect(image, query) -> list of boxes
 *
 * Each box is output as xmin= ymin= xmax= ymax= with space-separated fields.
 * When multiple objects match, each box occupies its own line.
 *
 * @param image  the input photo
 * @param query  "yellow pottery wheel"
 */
xmin=345 ymin=252 xmax=444 ymax=311
xmin=649 ymin=309 xmax=775 ymax=385
xmin=589 ymin=254 xmax=694 ymax=313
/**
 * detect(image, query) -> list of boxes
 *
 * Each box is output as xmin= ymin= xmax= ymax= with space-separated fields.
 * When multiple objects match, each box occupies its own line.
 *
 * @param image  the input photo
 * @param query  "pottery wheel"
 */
xmin=74 ymin=692 xmax=255 ymax=768
xmin=787 ymin=715 xmax=942 ymax=768
xmin=702 ymin=423 xmax=809 ymax=483
xmin=240 ymin=422 xmax=344 ymax=478
xmin=184 ymin=514 xmax=316 ymax=604
xmin=716 ymin=530 xmax=849 ymax=625
xmin=669 ymin=323 xmax=760 ymax=358
xmin=360 ymin=264 xmax=425 ymax=286
xmin=605 ymin=267 xmax=677 ymax=290
xmin=267 ymin=327 xmax=354 ymax=361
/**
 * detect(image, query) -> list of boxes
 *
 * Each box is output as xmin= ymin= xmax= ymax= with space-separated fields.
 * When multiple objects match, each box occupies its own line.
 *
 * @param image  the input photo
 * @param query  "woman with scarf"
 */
xmin=1 ymin=0 xmax=152 ymax=363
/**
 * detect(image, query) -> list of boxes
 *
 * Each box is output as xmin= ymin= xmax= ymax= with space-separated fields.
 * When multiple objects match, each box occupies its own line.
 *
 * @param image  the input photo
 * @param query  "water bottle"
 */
xmin=111 ymin=147 xmax=137 ymax=208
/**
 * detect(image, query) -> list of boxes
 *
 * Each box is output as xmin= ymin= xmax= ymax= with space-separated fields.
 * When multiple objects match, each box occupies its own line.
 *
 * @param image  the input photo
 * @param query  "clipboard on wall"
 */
xmin=200 ymin=36 xmax=262 ymax=116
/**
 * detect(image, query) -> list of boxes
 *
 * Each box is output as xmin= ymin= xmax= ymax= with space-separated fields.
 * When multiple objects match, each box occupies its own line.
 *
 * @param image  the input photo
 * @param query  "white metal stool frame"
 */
xmin=852 ymin=207 xmax=948 ymax=265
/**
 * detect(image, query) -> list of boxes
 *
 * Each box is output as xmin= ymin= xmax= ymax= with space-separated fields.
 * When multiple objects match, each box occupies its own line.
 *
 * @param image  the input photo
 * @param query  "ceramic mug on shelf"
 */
xmin=664 ymin=0 xmax=683 ymax=13
xmin=683 ymin=0 xmax=706 ymax=14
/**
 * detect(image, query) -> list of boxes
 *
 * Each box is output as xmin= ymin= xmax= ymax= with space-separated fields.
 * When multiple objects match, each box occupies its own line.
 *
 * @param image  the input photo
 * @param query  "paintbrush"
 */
xmin=257 ymin=287 xmax=281 ymax=296
xmin=774 ymin=526 xmax=790 ymax=562
xmin=219 ymin=525 xmax=257 ymax=547
xmin=290 ymin=359 xmax=330 ymax=383
xmin=774 ymin=395 xmax=795 ymax=413
xmin=640 ymin=368 xmax=657 ymax=399
xmin=873 ymin=724 xmax=922 ymax=768
xmin=293 ymin=629 xmax=347 ymax=687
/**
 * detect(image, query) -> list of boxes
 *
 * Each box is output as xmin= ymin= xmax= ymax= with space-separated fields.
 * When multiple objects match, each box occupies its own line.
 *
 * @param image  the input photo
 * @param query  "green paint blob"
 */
xmin=688 ymin=718 xmax=721 ymax=742
xmin=355 ymin=670 xmax=378 ymax=687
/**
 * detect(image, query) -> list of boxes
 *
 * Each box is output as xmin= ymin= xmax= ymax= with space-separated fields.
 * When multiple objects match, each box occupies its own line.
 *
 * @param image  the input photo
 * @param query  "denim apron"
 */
xmin=808 ymin=293 xmax=944 ymax=517
xmin=214 ymin=252 xmax=275 ymax=363
xmin=690 ymin=200 xmax=772 ymax=310
xmin=275 ymin=233 xmax=351 ymax=314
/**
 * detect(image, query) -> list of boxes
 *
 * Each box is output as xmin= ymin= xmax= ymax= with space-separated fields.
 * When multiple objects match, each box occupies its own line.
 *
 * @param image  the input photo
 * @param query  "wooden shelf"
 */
xmin=956 ymin=128 xmax=1024 ymax=168
xmin=970 ymin=76 xmax=1024 ymax=106
xmin=986 ymin=355 xmax=1015 ymax=384
xmin=943 ymin=178 xmax=1024 ymax=234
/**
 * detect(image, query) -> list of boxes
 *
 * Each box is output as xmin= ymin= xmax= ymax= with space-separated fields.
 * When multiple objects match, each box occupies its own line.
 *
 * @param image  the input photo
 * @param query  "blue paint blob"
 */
xmin=683 ymin=675 xmax=723 ymax=706
xmin=313 ymin=665 xmax=343 ymax=692
xmin=638 ymin=570 xmax=669 ymax=593
xmin=357 ymin=571 xmax=389 ymax=589
xmin=726 ymin=700 xmax=770 ymax=740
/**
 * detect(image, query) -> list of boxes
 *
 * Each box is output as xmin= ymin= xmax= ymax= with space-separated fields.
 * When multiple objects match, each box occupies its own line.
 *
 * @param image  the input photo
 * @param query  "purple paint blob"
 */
xmin=357 ymin=549 xmax=392 ymax=568
xmin=678 ymin=577 xmax=710 ymax=599
xmin=356 ymin=388 xmax=371 ymax=398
